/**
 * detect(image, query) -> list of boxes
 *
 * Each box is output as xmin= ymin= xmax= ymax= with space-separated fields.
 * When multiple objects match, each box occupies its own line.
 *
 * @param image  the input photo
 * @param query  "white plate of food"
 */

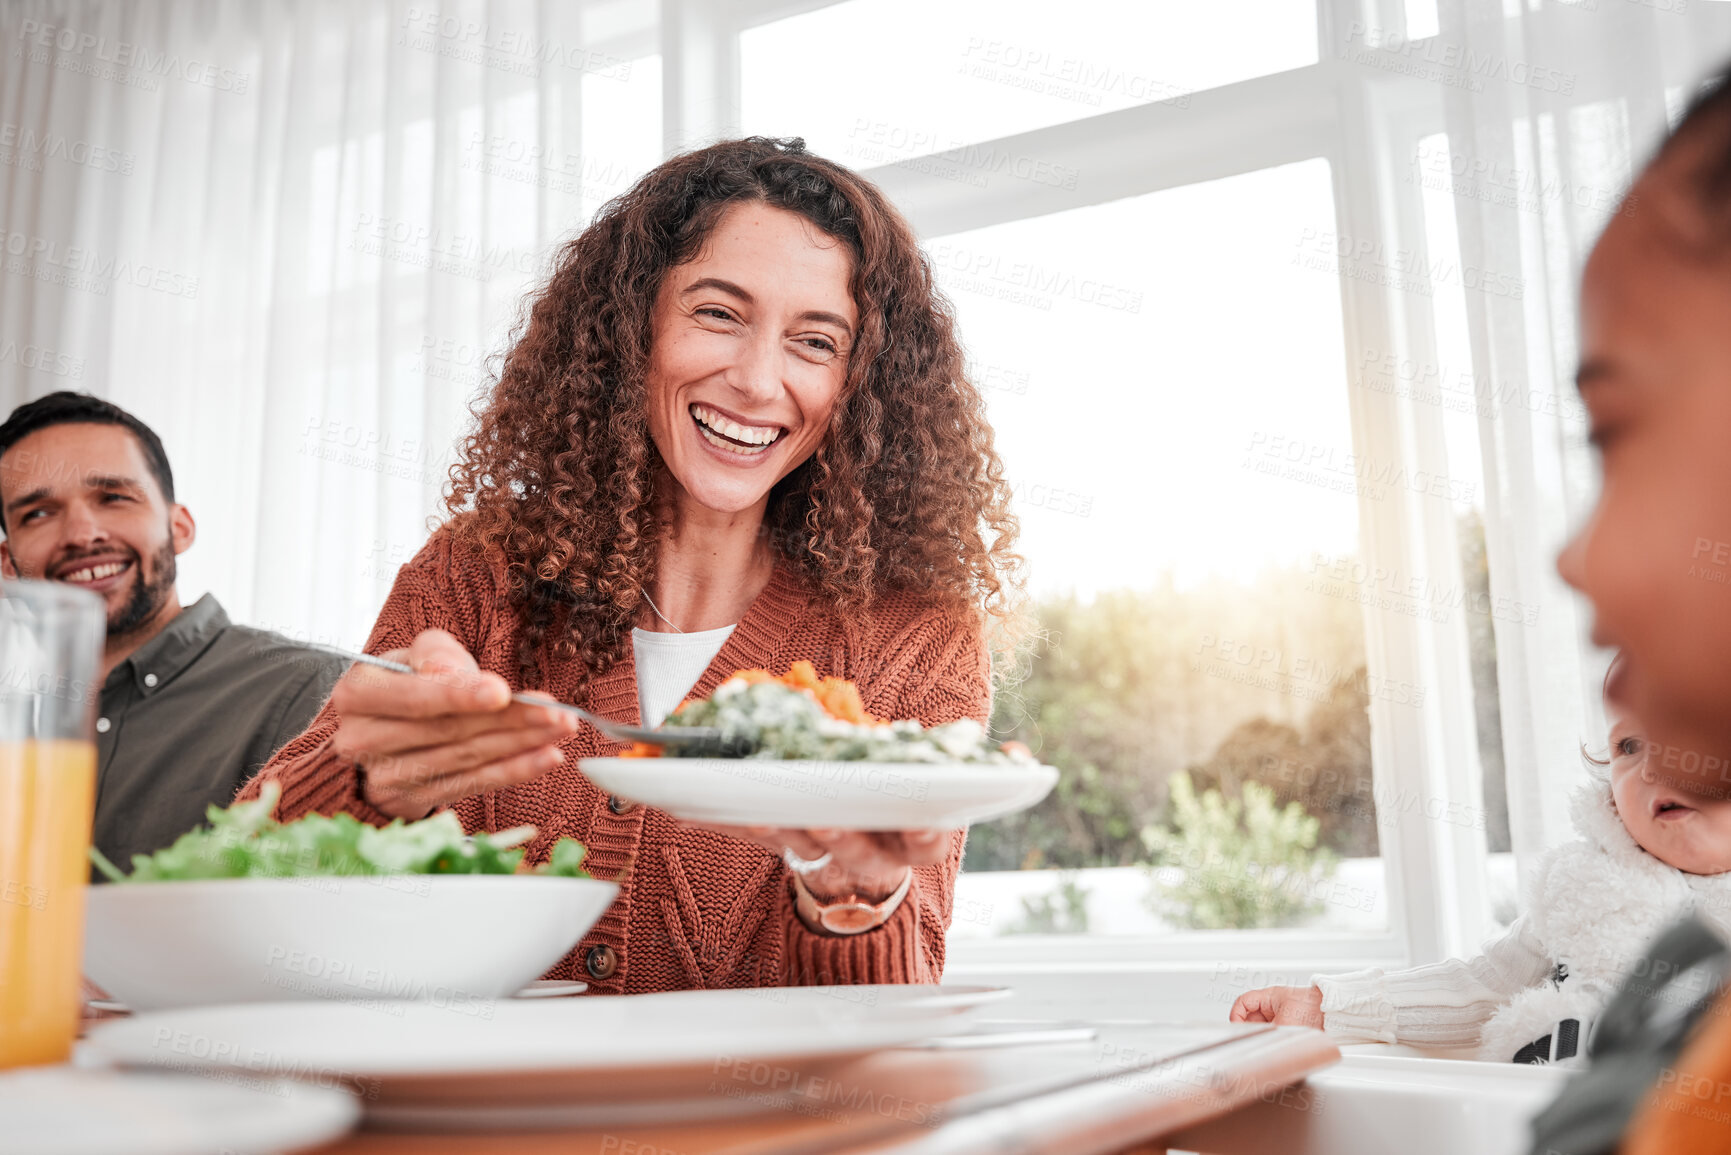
xmin=582 ymin=663 xmax=1059 ymax=829
xmin=581 ymin=756 xmax=1057 ymax=829
xmin=86 ymin=985 xmax=1003 ymax=1123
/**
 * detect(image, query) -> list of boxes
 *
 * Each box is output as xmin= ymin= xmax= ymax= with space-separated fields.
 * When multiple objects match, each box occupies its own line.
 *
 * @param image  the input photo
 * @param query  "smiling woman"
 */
xmin=239 ymin=137 xmax=1025 ymax=994
xmin=641 ymin=206 xmax=858 ymax=527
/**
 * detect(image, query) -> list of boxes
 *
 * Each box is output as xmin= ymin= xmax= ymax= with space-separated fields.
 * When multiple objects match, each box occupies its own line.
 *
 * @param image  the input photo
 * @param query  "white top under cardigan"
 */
xmin=1314 ymin=781 xmax=1731 ymax=1063
xmin=631 ymin=624 xmax=736 ymax=727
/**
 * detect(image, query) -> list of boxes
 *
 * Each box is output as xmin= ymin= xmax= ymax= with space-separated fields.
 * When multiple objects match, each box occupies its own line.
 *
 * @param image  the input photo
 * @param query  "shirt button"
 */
xmin=584 ymin=944 xmax=618 ymax=980
xmin=607 ymin=795 xmax=634 ymax=815
xmin=95 ymin=717 xmax=111 ymax=733
xmin=143 ymin=673 xmax=158 ymax=688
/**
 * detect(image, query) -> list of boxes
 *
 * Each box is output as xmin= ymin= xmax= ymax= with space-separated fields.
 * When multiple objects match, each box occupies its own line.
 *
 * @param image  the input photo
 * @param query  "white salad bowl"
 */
xmin=84 ymin=874 xmax=618 ymax=1012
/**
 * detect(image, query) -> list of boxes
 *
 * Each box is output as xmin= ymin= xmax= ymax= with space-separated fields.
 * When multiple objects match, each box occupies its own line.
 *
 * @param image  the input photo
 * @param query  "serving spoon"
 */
xmin=314 ymin=646 xmax=748 ymax=755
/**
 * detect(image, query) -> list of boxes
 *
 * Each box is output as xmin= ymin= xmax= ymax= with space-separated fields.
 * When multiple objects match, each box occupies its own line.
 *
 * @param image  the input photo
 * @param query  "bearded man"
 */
xmin=0 ymin=392 xmax=343 ymax=874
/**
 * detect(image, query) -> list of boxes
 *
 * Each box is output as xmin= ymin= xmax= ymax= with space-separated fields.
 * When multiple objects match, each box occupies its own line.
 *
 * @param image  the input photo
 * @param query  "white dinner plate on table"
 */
xmin=579 ymin=757 xmax=1059 ymax=829
xmin=0 ymin=1066 xmax=358 ymax=1155
xmin=86 ymin=984 xmax=1002 ymax=1127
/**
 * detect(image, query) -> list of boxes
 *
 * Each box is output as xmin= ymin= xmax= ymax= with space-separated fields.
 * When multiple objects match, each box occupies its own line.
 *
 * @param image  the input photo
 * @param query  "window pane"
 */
xmin=740 ymin=0 xmax=1317 ymax=170
xmin=943 ymin=160 xmax=1386 ymax=937
xmin=580 ymin=54 xmax=664 ymax=221
xmin=1405 ymin=0 xmax=1440 ymax=40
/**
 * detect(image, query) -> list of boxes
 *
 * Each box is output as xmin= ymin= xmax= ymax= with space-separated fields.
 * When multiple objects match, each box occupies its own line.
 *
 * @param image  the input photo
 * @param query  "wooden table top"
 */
xmin=312 ymin=1022 xmax=1338 ymax=1155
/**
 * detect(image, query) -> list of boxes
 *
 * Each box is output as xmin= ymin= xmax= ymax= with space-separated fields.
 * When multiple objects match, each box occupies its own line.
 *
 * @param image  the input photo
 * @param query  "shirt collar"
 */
xmin=105 ymin=594 xmax=230 ymax=696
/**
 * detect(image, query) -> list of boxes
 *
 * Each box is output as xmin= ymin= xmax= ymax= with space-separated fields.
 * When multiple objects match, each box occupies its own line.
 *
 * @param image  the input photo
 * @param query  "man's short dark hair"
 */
xmin=0 ymin=392 xmax=176 ymax=534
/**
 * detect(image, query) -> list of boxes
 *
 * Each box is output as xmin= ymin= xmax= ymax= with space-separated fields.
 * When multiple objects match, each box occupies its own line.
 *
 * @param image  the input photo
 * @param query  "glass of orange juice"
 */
xmin=0 ymin=579 xmax=104 ymax=1068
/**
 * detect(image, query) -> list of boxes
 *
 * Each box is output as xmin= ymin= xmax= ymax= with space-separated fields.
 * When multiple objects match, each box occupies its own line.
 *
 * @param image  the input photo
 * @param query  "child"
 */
xmin=1230 ymin=659 xmax=1731 ymax=1064
xmin=1550 ymin=64 xmax=1731 ymax=1150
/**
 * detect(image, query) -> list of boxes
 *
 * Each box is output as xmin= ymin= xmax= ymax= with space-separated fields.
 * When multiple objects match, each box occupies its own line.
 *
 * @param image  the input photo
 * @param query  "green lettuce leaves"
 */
xmin=90 ymin=782 xmax=589 ymax=882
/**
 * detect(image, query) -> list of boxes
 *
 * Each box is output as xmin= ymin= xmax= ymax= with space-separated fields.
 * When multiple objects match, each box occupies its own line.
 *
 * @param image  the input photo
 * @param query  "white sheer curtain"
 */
xmin=1436 ymin=0 xmax=1731 ymax=865
xmin=0 ymin=0 xmax=662 ymax=646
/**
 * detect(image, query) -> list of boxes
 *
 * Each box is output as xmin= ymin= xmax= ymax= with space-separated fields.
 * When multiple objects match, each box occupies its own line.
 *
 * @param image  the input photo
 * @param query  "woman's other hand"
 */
xmin=1230 ymin=984 xmax=1326 ymax=1029
xmin=330 ymin=629 xmax=579 ymax=819
xmin=694 ymin=824 xmax=955 ymax=906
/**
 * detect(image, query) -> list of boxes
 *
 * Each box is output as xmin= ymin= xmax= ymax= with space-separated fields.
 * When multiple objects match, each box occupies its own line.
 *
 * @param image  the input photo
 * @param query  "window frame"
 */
xmin=662 ymin=0 xmax=1502 ymax=982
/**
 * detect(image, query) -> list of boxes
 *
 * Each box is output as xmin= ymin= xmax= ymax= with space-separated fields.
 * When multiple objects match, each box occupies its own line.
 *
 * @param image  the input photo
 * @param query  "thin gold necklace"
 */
xmin=640 ymin=588 xmax=684 ymax=634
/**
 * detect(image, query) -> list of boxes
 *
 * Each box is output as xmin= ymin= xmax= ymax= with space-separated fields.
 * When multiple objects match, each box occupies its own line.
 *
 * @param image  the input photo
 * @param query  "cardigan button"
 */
xmin=585 ymin=944 xmax=618 ymax=980
xmin=607 ymin=795 xmax=634 ymax=816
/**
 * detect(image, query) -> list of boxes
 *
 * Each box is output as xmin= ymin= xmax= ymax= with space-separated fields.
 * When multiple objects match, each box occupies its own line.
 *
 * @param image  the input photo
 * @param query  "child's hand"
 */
xmin=1230 ymin=984 xmax=1325 ymax=1028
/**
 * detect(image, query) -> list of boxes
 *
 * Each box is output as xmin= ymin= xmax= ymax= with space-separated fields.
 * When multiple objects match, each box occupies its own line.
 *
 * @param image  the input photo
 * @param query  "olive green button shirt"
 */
xmin=90 ymin=594 xmax=344 ymax=875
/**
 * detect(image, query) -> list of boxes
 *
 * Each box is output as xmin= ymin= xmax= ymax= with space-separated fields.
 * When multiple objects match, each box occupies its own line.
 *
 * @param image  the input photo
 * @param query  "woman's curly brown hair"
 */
xmin=447 ymin=137 xmax=1025 ymax=688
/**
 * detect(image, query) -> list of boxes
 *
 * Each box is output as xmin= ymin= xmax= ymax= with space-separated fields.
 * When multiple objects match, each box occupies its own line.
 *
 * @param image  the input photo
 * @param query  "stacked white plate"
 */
xmin=0 ymin=1066 xmax=359 ymax=1155
xmin=86 ymin=983 xmax=1009 ymax=1131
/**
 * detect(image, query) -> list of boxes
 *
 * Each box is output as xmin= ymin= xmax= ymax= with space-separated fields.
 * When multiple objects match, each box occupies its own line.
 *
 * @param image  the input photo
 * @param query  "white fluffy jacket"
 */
xmin=1313 ymin=782 xmax=1731 ymax=1064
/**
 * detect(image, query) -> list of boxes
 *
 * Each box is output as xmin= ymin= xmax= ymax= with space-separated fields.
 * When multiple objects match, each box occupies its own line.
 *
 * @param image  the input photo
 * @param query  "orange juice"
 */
xmin=0 ymin=739 xmax=97 ymax=1068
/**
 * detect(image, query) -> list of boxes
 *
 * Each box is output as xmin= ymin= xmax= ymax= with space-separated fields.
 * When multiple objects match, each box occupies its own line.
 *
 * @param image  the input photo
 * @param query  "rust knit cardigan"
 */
xmin=237 ymin=526 xmax=992 ymax=995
